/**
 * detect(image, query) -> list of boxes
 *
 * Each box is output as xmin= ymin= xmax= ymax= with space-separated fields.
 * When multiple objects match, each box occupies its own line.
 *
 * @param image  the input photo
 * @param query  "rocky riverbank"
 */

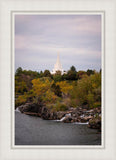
xmin=17 ymin=103 xmax=101 ymax=131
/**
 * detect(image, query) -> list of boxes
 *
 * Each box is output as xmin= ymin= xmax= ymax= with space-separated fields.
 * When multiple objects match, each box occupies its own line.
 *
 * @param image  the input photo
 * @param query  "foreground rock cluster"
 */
xmin=17 ymin=103 xmax=101 ymax=131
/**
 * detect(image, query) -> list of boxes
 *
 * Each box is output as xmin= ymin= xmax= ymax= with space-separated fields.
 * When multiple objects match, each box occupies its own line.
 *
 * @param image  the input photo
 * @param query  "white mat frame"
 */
xmin=0 ymin=0 xmax=116 ymax=160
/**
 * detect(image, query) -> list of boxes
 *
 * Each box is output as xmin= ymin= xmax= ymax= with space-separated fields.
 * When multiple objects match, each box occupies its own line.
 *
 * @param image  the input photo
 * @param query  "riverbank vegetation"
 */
xmin=15 ymin=66 xmax=101 ymax=112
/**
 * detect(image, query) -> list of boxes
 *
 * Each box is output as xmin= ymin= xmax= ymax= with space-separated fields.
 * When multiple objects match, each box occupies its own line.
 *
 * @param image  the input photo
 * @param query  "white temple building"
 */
xmin=51 ymin=53 xmax=66 ymax=75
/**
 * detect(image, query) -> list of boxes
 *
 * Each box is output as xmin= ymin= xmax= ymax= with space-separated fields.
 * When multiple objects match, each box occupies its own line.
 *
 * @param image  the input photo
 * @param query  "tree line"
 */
xmin=15 ymin=66 xmax=96 ymax=81
xmin=15 ymin=66 xmax=101 ymax=111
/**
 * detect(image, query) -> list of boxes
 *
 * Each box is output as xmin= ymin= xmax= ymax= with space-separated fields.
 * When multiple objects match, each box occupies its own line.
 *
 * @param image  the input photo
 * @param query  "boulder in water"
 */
xmin=88 ymin=116 xmax=101 ymax=131
xmin=18 ymin=103 xmax=43 ymax=113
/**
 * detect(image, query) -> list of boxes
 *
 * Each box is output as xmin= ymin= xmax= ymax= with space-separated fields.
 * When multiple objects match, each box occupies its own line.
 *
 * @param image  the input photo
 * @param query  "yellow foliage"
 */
xmin=92 ymin=83 xmax=97 ymax=89
xmin=15 ymin=94 xmax=27 ymax=106
xmin=56 ymin=81 xmax=73 ymax=95
xmin=42 ymin=89 xmax=57 ymax=103
xmin=31 ymin=78 xmax=57 ymax=104
xmin=32 ymin=78 xmax=53 ymax=97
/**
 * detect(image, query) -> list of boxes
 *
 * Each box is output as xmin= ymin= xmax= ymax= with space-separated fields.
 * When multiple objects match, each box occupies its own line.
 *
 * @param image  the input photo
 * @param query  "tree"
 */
xmin=66 ymin=70 xmax=77 ymax=80
xmin=77 ymin=71 xmax=87 ymax=79
xmin=51 ymin=83 xmax=62 ymax=97
xmin=100 ymin=69 xmax=101 ymax=74
xmin=55 ymin=70 xmax=62 ymax=75
xmin=39 ymin=71 xmax=43 ymax=77
xmin=15 ymin=81 xmax=28 ymax=95
xmin=42 ymin=89 xmax=58 ymax=104
xmin=53 ymin=74 xmax=62 ymax=82
xmin=87 ymin=69 xmax=94 ymax=76
xmin=66 ymin=66 xmax=77 ymax=80
xmin=70 ymin=66 xmax=76 ymax=72
xmin=56 ymin=81 xmax=73 ymax=96
xmin=62 ymin=73 xmax=68 ymax=80
xmin=87 ymin=92 xmax=94 ymax=108
xmin=70 ymin=72 xmax=101 ymax=108
xmin=15 ymin=67 xmax=23 ymax=76
xmin=43 ymin=70 xmax=51 ymax=77
xmin=31 ymin=78 xmax=58 ymax=104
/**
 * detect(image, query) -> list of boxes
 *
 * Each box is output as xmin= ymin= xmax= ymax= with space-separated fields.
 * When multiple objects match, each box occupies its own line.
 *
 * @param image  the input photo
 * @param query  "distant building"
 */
xmin=51 ymin=53 xmax=66 ymax=75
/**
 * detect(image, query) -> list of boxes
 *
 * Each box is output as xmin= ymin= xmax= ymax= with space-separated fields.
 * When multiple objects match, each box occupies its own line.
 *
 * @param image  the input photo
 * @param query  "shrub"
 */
xmin=93 ymin=102 xmax=101 ymax=108
xmin=87 ymin=92 xmax=94 ymax=108
xmin=62 ymin=97 xmax=71 ymax=107
xmin=15 ymin=94 xmax=27 ymax=107
xmin=70 ymin=98 xmax=80 ymax=108
xmin=70 ymin=72 xmax=101 ymax=108
xmin=54 ymin=102 xmax=68 ymax=111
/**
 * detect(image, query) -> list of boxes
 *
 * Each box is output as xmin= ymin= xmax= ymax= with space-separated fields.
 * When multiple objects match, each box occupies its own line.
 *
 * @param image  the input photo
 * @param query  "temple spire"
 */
xmin=51 ymin=52 xmax=66 ymax=75
xmin=55 ymin=52 xmax=62 ymax=70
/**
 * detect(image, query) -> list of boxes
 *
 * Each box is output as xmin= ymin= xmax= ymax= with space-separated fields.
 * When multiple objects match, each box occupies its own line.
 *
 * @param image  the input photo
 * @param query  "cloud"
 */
xmin=15 ymin=14 xmax=101 ymax=72
xmin=15 ymin=15 xmax=101 ymax=36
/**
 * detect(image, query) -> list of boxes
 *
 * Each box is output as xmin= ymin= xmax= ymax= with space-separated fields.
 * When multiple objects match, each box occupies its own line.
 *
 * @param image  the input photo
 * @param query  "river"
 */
xmin=15 ymin=111 xmax=101 ymax=145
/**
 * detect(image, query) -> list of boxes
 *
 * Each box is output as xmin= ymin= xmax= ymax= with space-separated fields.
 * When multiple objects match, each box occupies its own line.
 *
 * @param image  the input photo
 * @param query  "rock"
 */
xmin=18 ymin=103 xmax=42 ymax=114
xmin=18 ymin=103 xmax=64 ymax=120
xmin=23 ymin=112 xmax=41 ymax=116
xmin=88 ymin=116 xmax=101 ymax=131
xmin=17 ymin=103 xmax=101 ymax=128
xmin=63 ymin=116 xmax=73 ymax=123
xmin=57 ymin=111 xmax=66 ymax=119
xmin=80 ymin=115 xmax=93 ymax=122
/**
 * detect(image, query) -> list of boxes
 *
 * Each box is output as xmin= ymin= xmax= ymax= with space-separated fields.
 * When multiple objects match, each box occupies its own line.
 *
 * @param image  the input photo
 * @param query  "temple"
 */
xmin=51 ymin=53 xmax=66 ymax=75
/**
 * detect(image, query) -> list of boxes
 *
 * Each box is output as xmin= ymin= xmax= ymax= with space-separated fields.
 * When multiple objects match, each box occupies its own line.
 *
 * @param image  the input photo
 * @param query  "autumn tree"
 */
xmin=70 ymin=72 xmax=101 ymax=108
xmin=77 ymin=70 xmax=87 ymax=79
xmin=56 ymin=81 xmax=73 ymax=96
xmin=15 ymin=80 xmax=28 ymax=95
xmin=31 ymin=77 xmax=58 ymax=104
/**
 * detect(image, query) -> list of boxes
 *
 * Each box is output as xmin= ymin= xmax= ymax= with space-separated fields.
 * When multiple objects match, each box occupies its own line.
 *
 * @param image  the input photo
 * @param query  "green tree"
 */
xmin=51 ymin=83 xmax=62 ymax=97
xmin=43 ymin=70 xmax=51 ymax=77
xmin=87 ymin=69 xmax=94 ymax=76
xmin=66 ymin=66 xmax=77 ymax=80
xmin=55 ymin=70 xmax=62 ymax=75
xmin=67 ymin=70 xmax=77 ymax=80
xmin=70 ymin=66 xmax=76 ymax=72
xmin=15 ymin=67 xmax=23 ymax=76
xmin=39 ymin=71 xmax=44 ymax=77
xmin=70 ymin=72 xmax=101 ymax=108
xmin=53 ymin=74 xmax=62 ymax=82
xmin=62 ymin=73 xmax=67 ymax=80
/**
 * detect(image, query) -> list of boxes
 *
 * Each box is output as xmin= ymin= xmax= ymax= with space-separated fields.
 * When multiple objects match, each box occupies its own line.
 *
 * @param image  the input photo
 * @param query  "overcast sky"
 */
xmin=15 ymin=14 xmax=101 ymax=72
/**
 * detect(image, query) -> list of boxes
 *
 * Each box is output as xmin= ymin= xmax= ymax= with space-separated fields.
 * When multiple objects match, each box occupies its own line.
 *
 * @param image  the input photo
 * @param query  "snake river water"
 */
xmin=15 ymin=111 xmax=101 ymax=145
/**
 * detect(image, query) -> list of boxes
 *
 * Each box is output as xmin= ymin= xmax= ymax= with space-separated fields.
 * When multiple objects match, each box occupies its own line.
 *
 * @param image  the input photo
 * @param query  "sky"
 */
xmin=15 ymin=14 xmax=101 ymax=72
